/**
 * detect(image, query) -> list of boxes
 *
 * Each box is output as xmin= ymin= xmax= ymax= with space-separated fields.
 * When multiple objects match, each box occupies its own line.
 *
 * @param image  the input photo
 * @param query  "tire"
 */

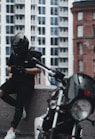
xmin=38 ymin=133 xmax=43 ymax=139
xmin=56 ymin=134 xmax=70 ymax=139
xmin=38 ymin=133 xmax=47 ymax=139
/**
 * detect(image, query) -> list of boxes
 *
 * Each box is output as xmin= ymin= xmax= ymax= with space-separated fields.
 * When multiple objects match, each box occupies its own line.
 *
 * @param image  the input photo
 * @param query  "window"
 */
xmin=6 ymin=26 xmax=14 ymax=34
xmin=6 ymin=5 xmax=14 ymax=13
xmin=38 ymin=27 xmax=45 ymax=35
xmin=51 ymin=17 xmax=58 ymax=25
xmin=38 ymin=17 xmax=45 ymax=24
xmin=78 ymin=60 xmax=83 ymax=72
xmin=6 ymin=36 xmax=11 ymax=44
xmin=37 ymin=47 xmax=45 ymax=55
xmin=60 ymin=58 xmax=68 ymax=63
xmin=31 ymin=26 xmax=35 ymax=31
xmin=51 ymin=7 xmax=58 ymax=15
xmin=93 ymin=25 xmax=95 ymax=37
xmin=0 ymin=4 xmax=1 ymax=12
xmin=59 ymin=27 xmax=68 ymax=34
xmin=93 ymin=60 xmax=95 ymax=73
xmin=39 ymin=0 xmax=45 ymax=4
xmin=78 ymin=43 xmax=83 ymax=55
xmin=51 ymin=0 xmax=58 ymax=5
xmin=31 ymin=6 xmax=35 ymax=10
xmin=51 ymin=27 xmax=58 ymax=35
xmin=6 ymin=47 xmax=11 ymax=55
xmin=77 ymin=26 xmax=83 ymax=37
xmin=51 ymin=38 xmax=58 ymax=45
xmin=6 ymin=0 xmax=14 ymax=2
xmin=31 ymin=16 xmax=35 ymax=21
xmin=38 ymin=7 xmax=45 ymax=14
xmin=6 ymin=15 xmax=14 ymax=23
xmin=51 ymin=58 xmax=58 ymax=66
xmin=51 ymin=48 xmax=58 ymax=55
xmin=60 ymin=48 xmax=68 ymax=54
xmin=77 ymin=12 xmax=83 ymax=21
xmin=60 ymin=68 xmax=68 ymax=75
xmin=42 ymin=58 xmax=45 ymax=65
xmin=38 ymin=37 xmax=45 ymax=45
xmin=59 ymin=38 xmax=68 ymax=43
xmin=60 ymin=7 xmax=68 ymax=12
xmin=0 ymin=25 xmax=1 ymax=33
xmin=93 ymin=11 xmax=95 ymax=20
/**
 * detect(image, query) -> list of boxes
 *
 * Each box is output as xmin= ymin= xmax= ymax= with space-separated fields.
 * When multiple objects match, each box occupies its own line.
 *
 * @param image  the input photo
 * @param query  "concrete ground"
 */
xmin=0 ymin=87 xmax=95 ymax=139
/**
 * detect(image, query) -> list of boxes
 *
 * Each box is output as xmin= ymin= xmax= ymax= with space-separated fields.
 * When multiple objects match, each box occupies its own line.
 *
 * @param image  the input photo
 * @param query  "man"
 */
xmin=0 ymin=32 xmax=42 ymax=139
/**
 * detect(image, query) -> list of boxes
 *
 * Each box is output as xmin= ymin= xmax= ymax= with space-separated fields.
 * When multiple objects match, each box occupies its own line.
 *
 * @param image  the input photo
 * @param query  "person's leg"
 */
xmin=10 ymin=87 xmax=30 ymax=129
xmin=4 ymin=81 xmax=34 ymax=139
xmin=0 ymin=78 xmax=18 ymax=107
xmin=0 ymin=90 xmax=17 ymax=107
xmin=0 ymin=79 xmax=18 ymax=139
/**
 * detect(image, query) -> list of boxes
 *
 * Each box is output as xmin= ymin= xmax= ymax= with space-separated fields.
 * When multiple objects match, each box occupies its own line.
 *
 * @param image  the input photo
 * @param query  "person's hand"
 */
xmin=11 ymin=66 xmax=25 ymax=75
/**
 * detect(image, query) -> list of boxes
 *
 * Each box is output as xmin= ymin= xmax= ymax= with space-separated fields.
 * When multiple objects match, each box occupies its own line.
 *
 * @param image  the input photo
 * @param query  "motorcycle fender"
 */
xmin=34 ymin=114 xmax=46 ymax=139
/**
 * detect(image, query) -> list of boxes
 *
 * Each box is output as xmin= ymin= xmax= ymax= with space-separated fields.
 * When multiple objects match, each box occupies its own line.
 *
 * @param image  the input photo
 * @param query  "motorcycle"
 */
xmin=33 ymin=57 xmax=95 ymax=139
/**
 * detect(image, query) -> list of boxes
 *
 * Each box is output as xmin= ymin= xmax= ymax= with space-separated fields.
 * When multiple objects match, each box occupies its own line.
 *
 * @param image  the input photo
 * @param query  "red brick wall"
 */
xmin=71 ymin=2 xmax=95 ymax=78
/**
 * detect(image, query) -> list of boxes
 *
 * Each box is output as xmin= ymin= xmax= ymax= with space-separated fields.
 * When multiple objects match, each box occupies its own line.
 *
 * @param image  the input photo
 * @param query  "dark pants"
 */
xmin=0 ymin=77 xmax=34 ymax=129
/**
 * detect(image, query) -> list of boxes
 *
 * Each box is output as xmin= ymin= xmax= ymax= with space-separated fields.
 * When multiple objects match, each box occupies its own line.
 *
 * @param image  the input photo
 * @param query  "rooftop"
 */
xmin=73 ymin=0 xmax=95 ymax=7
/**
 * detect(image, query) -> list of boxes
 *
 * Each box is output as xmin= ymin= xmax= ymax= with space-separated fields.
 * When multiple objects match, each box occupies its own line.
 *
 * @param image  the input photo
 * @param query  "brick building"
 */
xmin=71 ymin=0 xmax=95 ymax=78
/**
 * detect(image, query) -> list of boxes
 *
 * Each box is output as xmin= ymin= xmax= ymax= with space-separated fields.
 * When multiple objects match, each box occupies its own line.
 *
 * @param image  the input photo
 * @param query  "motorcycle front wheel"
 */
xmin=38 ymin=133 xmax=82 ymax=139
xmin=56 ymin=134 xmax=82 ymax=139
xmin=38 ymin=133 xmax=48 ymax=139
xmin=56 ymin=134 xmax=71 ymax=139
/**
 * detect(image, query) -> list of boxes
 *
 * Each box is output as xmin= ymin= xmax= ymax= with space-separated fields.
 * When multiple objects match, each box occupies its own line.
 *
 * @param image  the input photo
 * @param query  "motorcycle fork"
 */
xmin=49 ymin=89 xmax=64 ymax=139
xmin=71 ymin=124 xmax=83 ymax=139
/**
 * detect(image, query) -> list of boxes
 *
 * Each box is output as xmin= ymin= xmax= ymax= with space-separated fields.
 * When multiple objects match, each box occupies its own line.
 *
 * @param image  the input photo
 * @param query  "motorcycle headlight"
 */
xmin=71 ymin=99 xmax=92 ymax=121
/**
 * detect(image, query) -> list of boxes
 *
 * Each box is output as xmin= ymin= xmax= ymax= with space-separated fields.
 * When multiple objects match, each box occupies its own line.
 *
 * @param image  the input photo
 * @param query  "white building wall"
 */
xmin=68 ymin=0 xmax=73 ymax=76
xmin=1 ymin=1 xmax=6 ymax=84
xmin=0 ymin=0 xmax=74 ymax=85
xmin=25 ymin=0 xmax=31 ymax=44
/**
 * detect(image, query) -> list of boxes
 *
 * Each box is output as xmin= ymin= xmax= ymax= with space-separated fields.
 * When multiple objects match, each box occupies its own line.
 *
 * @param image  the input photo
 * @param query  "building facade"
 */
xmin=0 ymin=0 xmax=73 ymax=85
xmin=71 ymin=0 xmax=95 ymax=78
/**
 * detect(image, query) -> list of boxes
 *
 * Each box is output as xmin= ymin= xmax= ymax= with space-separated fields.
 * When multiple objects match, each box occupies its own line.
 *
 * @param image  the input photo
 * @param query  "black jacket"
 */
xmin=8 ymin=49 xmax=42 ymax=82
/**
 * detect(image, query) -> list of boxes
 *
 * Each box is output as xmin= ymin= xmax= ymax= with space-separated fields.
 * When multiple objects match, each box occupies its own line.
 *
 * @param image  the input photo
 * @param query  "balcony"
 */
xmin=59 ymin=52 xmax=68 ymax=57
xmin=31 ymin=20 xmax=37 ymax=25
xmin=59 ymin=31 xmax=68 ymax=37
xmin=15 ymin=0 xmax=25 ymax=4
xmin=31 ymin=31 xmax=37 ymax=36
xmin=59 ymin=62 xmax=68 ymax=68
xmin=15 ymin=9 xmax=25 ymax=15
xmin=31 ymin=10 xmax=37 ymax=15
xmin=59 ymin=1 xmax=68 ymax=7
xmin=59 ymin=42 xmax=68 ymax=47
xmin=15 ymin=19 xmax=25 ymax=25
xmin=59 ymin=21 xmax=68 ymax=27
xmin=31 ymin=0 xmax=37 ymax=5
xmin=15 ymin=28 xmax=25 ymax=34
xmin=59 ymin=11 xmax=68 ymax=17
xmin=31 ymin=41 xmax=37 ymax=47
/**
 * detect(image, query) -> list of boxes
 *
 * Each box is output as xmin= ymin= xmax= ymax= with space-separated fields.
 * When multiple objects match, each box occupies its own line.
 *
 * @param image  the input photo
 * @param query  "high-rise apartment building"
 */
xmin=0 ymin=0 xmax=73 ymax=85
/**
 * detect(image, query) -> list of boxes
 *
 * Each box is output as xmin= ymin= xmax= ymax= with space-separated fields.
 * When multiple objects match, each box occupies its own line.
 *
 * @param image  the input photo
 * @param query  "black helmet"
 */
xmin=11 ymin=32 xmax=29 ymax=55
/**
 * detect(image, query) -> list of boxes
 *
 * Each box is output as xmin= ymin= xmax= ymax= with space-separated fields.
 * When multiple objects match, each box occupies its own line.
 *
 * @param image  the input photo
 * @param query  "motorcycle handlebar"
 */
xmin=32 ymin=57 xmax=65 ymax=81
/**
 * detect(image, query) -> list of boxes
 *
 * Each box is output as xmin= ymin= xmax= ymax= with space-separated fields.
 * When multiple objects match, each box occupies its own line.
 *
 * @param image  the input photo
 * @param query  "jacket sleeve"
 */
xmin=29 ymin=50 xmax=42 ymax=61
xmin=7 ymin=54 xmax=14 ymax=66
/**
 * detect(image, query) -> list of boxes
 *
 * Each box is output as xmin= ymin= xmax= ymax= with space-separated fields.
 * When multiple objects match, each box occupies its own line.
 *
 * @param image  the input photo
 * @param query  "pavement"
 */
xmin=0 ymin=87 xmax=95 ymax=139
